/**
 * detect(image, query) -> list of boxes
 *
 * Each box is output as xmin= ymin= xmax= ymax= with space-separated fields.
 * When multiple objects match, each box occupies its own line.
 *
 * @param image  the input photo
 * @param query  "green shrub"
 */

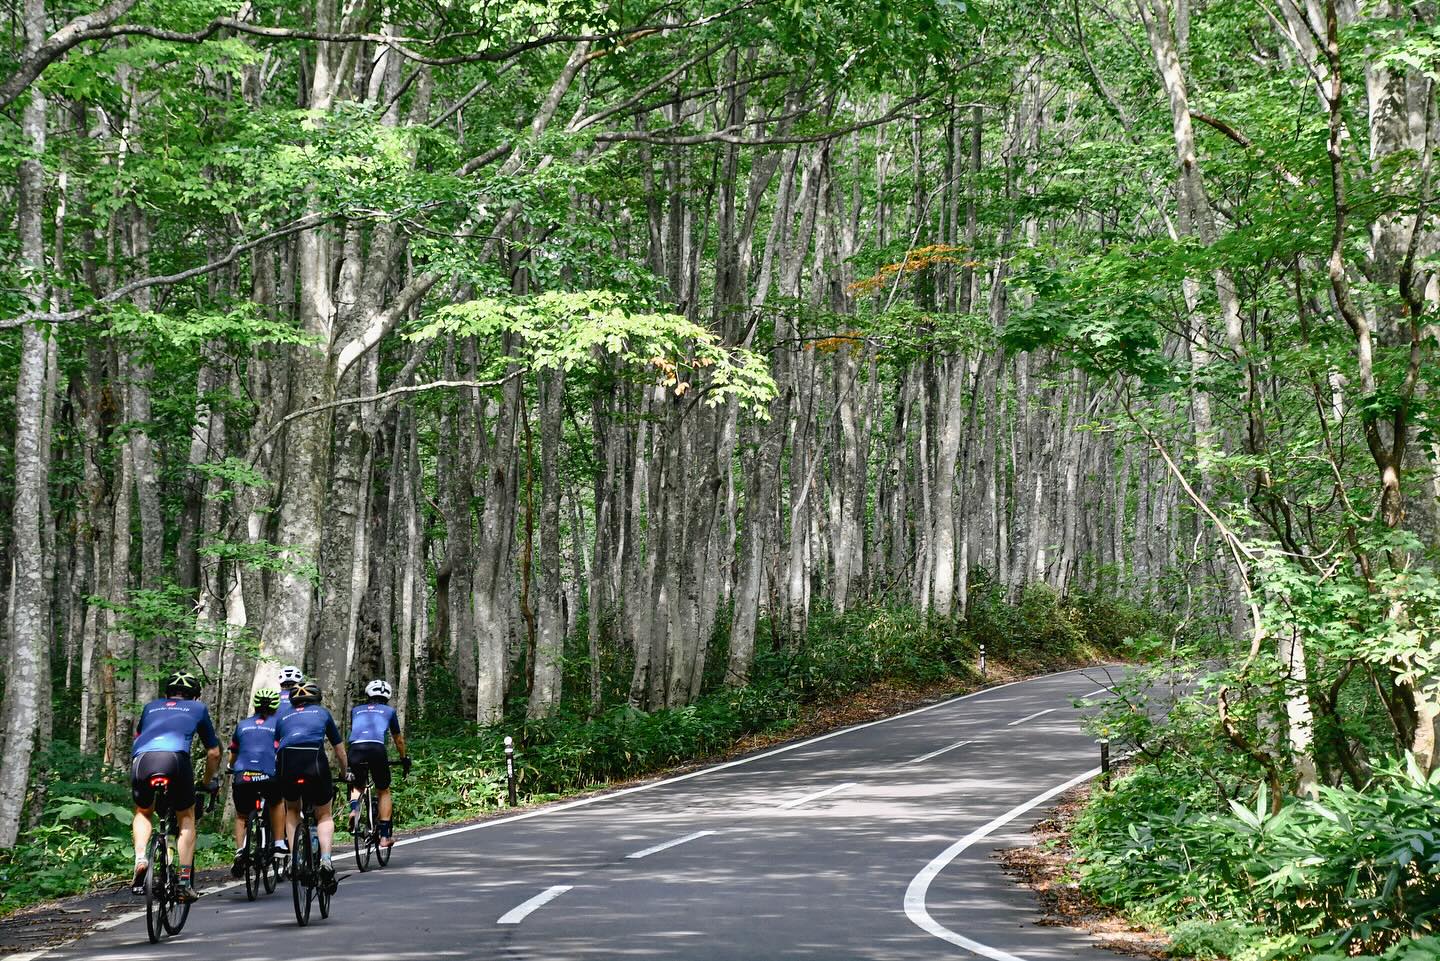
xmin=1171 ymin=919 xmax=1263 ymax=959
xmin=1074 ymin=758 xmax=1440 ymax=959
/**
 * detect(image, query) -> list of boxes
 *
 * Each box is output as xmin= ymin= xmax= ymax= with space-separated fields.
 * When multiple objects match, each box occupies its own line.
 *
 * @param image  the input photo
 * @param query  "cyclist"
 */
xmin=228 ymin=687 xmax=284 ymax=878
xmin=129 ymin=670 xmax=221 ymax=902
xmin=275 ymin=680 xmax=349 ymax=894
xmin=276 ymin=665 xmax=305 ymax=720
xmin=347 ymin=679 xmax=412 ymax=849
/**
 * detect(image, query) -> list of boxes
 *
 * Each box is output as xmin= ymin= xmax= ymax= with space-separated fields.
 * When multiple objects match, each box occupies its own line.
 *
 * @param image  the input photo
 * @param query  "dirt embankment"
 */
xmin=997 ymin=775 xmax=1171 ymax=959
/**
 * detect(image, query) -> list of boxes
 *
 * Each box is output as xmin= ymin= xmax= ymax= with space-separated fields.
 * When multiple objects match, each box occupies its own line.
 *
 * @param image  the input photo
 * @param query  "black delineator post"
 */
xmin=504 ymin=735 xmax=518 ymax=807
xmin=1099 ymin=738 xmax=1111 ymax=789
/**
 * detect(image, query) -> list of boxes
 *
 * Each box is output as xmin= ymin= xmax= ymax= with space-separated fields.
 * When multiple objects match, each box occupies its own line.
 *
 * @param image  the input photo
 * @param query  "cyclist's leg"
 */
xmin=129 ymin=753 xmax=162 ymax=890
xmin=132 ymin=808 xmax=154 ymax=865
xmin=370 ymin=751 xmax=394 ymax=845
xmin=164 ymin=753 xmax=199 ymax=884
xmin=310 ymin=748 xmax=336 ymax=859
xmin=174 ymin=805 xmax=198 ymax=894
xmin=315 ymin=799 xmax=335 ymax=856
xmin=231 ymin=779 xmax=253 ymax=876
xmin=269 ymin=795 xmax=288 ymax=854
xmin=378 ymin=786 xmax=392 ymax=821
xmin=130 ymin=807 xmax=153 ymax=892
xmin=309 ymin=763 xmax=338 ymax=892
xmin=347 ymin=744 xmax=374 ymax=828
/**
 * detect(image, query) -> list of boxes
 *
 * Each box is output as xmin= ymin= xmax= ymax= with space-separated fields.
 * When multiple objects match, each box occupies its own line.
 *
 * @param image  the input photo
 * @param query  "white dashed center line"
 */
xmin=625 ymin=830 xmax=718 ymax=859
xmin=498 ymin=885 xmax=573 ymax=925
xmin=904 ymin=739 xmax=974 ymax=765
xmin=1007 ymin=708 xmax=1057 ymax=726
xmin=775 ymin=782 xmax=855 ymax=810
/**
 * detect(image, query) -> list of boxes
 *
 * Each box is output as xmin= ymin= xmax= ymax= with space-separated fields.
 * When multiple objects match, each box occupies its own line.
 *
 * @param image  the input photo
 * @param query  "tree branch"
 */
xmin=0 ymin=213 xmax=330 ymax=329
xmin=247 ymin=373 xmax=522 ymax=466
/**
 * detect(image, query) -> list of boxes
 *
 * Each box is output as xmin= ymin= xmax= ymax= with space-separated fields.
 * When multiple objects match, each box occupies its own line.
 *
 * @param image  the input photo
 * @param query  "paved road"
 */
xmin=38 ymin=666 xmax=1134 ymax=961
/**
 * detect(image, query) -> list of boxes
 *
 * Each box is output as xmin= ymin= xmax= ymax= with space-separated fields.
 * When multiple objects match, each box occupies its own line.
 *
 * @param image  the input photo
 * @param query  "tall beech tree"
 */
xmin=1 ymin=0 xmax=1437 ymax=856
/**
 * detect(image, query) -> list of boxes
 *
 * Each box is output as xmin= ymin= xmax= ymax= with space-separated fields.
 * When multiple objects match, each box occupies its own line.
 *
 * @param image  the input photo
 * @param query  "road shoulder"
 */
xmin=997 ymin=777 xmax=1171 ymax=959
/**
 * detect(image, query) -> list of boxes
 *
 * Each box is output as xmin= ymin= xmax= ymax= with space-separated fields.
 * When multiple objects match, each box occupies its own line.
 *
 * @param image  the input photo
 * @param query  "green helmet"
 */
xmin=164 ymin=670 xmax=202 ymax=698
xmin=252 ymin=687 xmax=281 ymax=713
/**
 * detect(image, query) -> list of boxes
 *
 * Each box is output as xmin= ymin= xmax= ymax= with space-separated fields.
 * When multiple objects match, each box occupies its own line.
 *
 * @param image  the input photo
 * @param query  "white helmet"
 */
xmin=278 ymin=665 xmax=304 ymax=686
xmin=365 ymin=679 xmax=393 ymax=700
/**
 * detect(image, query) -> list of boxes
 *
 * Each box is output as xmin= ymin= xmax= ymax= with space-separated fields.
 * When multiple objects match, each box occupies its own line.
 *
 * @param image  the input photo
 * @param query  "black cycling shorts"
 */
xmin=277 ymin=748 xmax=333 ymax=807
xmin=349 ymin=743 xmax=391 ymax=791
xmin=232 ymin=773 xmax=281 ymax=813
xmin=131 ymin=751 xmax=194 ymax=812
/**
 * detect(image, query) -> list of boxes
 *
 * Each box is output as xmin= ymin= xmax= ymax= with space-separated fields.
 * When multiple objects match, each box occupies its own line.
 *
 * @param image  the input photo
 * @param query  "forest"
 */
xmin=0 ymin=0 xmax=1438 ymax=957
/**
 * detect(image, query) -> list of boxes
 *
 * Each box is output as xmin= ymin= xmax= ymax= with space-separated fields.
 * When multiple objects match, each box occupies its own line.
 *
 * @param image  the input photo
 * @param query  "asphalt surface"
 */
xmin=35 ymin=666 xmax=1135 ymax=961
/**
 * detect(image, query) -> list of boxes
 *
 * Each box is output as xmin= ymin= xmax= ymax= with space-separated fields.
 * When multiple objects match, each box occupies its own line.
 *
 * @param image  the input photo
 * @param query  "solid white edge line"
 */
xmin=774 ymin=782 xmax=855 ymax=810
xmin=904 ymin=739 xmax=974 ymax=765
xmin=1006 ymin=708 xmax=1056 ymax=727
xmin=903 ymin=766 xmax=1102 ymax=961
xmin=20 ymin=665 xmax=1114 ymax=960
xmin=624 ymin=830 xmax=718 ymax=859
xmin=496 ymin=885 xmax=573 ymax=925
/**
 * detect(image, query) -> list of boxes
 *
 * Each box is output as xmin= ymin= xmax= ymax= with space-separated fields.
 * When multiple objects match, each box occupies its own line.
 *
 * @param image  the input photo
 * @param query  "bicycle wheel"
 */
xmin=244 ymin=810 xmax=261 ymax=901
xmin=353 ymin=789 xmax=372 ymax=872
xmin=375 ymin=797 xmax=391 ymax=868
xmin=313 ymin=822 xmax=331 ymax=920
xmin=164 ymin=870 xmax=191 ymax=936
xmin=144 ymin=835 xmax=167 ymax=944
xmin=261 ymin=814 xmax=279 ymax=894
xmin=291 ymin=814 xmax=313 ymax=926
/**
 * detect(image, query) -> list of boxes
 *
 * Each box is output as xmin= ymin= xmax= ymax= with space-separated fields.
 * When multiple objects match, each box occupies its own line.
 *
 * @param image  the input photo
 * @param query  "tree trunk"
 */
xmin=0 ymin=0 xmax=49 ymax=843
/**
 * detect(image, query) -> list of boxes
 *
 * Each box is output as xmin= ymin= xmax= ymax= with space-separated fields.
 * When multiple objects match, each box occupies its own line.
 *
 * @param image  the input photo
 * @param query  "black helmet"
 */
xmin=164 ymin=670 xmax=202 ymax=698
xmin=291 ymin=680 xmax=322 ymax=706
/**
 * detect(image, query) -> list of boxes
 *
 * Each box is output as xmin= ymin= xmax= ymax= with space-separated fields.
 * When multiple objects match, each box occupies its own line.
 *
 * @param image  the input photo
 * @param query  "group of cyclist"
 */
xmin=128 ymin=666 xmax=410 ymax=904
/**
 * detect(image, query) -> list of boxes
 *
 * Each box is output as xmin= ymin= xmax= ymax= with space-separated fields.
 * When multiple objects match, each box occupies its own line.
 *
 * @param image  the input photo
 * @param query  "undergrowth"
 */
xmin=1071 ymin=661 xmax=1440 ymax=961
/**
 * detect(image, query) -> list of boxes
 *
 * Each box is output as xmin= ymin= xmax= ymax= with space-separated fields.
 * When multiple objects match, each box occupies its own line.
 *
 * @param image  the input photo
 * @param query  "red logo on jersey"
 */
xmin=166 ymin=701 xmax=177 ymax=707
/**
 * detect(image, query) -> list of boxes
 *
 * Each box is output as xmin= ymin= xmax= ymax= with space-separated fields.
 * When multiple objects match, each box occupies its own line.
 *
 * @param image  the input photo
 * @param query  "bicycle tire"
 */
xmin=312 ymin=821 xmax=330 ymax=920
xmin=375 ymin=795 xmax=391 ymax=868
xmin=164 ymin=874 xmax=191 ymax=935
xmin=291 ymin=813 xmax=313 ymax=926
xmin=244 ymin=809 xmax=262 ymax=901
xmin=144 ymin=835 xmax=167 ymax=944
xmin=262 ymin=812 xmax=279 ymax=894
xmin=354 ymin=787 xmax=372 ymax=872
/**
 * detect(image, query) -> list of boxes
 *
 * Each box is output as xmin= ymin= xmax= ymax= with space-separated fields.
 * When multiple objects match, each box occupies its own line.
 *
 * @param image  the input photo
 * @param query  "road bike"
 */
xmin=290 ymin=779 xmax=334 ymax=926
xmin=351 ymin=758 xmax=403 ymax=872
xmin=141 ymin=776 xmax=210 ymax=943
xmin=234 ymin=772 xmax=281 ymax=901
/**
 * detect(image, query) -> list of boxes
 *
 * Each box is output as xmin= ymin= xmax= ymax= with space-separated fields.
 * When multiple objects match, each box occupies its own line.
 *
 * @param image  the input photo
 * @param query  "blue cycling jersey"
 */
xmin=348 ymin=703 xmax=400 ymax=745
xmin=230 ymin=713 xmax=279 ymax=776
xmin=132 ymin=698 xmax=220 ymax=757
xmin=275 ymin=704 xmax=341 ymax=750
xmin=275 ymin=689 xmax=298 ymax=723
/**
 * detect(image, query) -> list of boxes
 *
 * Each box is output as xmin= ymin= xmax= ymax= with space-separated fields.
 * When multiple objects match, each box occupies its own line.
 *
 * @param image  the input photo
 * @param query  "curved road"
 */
xmin=35 ymin=667 xmax=1131 ymax=961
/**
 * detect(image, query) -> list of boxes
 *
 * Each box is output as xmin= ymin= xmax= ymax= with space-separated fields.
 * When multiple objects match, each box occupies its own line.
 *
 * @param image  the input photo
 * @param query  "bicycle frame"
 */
xmin=142 ymin=777 xmax=191 ymax=943
xmin=289 ymin=775 xmax=332 ymax=926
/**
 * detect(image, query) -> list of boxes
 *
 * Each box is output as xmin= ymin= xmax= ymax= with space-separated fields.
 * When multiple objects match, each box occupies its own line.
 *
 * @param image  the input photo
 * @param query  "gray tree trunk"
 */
xmin=0 ymin=0 xmax=48 ymax=845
